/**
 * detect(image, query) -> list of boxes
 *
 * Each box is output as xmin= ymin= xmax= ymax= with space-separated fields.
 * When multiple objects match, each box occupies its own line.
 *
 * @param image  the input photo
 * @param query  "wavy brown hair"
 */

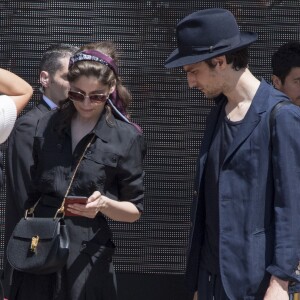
xmin=57 ymin=41 xmax=132 ymax=133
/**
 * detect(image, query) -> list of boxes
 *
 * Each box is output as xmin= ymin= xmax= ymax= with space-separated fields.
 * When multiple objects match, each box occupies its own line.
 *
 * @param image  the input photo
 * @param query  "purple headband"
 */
xmin=69 ymin=50 xmax=118 ymax=75
xmin=69 ymin=49 xmax=142 ymax=132
xmin=69 ymin=49 xmax=125 ymax=112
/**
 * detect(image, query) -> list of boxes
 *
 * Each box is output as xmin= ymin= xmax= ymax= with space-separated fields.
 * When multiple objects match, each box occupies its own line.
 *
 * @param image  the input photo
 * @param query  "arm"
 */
xmin=0 ymin=68 xmax=33 ymax=115
xmin=264 ymin=275 xmax=288 ymax=300
xmin=67 ymin=132 xmax=146 ymax=222
xmin=193 ymin=291 xmax=198 ymax=300
xmin=266 ymin=105 xmax=300 ymax=284
xmin=77 ymin=190 xmax=142 ymax=222
xmin=6 ymin=115 xmax=37 ymax=215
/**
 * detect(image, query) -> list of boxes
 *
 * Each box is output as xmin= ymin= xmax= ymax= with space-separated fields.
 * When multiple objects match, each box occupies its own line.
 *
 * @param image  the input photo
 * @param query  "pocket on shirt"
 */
xmin=85 ymin=150 xmax=119 ymax=167
xmin=80 ymin=150 xmax=120 ymax=190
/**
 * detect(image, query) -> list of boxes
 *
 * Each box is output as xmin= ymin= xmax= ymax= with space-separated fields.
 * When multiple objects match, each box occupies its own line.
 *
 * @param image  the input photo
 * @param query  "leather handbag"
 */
xmin=7 ymin=216 xmax=69 ymax=274
xmin=7 ymin=134 xmax=95 ymax=274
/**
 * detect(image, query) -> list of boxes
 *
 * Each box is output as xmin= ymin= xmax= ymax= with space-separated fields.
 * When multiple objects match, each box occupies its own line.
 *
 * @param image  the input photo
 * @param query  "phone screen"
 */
xmin=64 ymin=196 xmax=88 ymax=216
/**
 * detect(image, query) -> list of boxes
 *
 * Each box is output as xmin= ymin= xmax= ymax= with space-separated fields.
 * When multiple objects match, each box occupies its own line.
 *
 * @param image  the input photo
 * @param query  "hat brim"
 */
xmin=164 ymin=32 xmax=258 ymax=68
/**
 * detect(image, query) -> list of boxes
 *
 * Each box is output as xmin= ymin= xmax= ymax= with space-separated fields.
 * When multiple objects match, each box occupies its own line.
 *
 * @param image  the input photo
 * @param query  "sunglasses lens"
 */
xmin=68 ymin=91 xmax=107 ymax=103
xmin=68 ymin=91 xmax=84 ymax=102
xmin=89 ymin=94 xmax=107 ymax=103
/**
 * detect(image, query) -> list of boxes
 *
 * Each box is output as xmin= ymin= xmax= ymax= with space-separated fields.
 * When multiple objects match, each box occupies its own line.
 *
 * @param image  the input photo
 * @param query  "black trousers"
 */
xmin=197 ymin=269 xmax=230 ymax=300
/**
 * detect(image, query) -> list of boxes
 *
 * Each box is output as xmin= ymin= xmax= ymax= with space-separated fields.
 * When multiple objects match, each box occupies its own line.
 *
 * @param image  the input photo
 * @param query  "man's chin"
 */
xmin=204 ymin=93 xmax=221 ymax=99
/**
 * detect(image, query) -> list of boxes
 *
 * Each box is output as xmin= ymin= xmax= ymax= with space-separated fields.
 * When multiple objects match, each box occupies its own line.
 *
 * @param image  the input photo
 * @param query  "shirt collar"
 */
xmin=92 ymin=110 xmax=117 ymax=143
xmin=42 ymin=95 xmax=58 ymax=110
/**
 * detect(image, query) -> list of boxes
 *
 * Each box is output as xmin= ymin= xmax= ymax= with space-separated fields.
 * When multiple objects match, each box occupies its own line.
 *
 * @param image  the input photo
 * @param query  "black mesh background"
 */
xmin=0 ymin=0 xmax=299 ymax=275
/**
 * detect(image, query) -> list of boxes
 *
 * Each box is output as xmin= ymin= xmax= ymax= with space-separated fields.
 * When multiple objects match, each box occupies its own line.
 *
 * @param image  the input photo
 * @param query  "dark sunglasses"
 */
xmin=68 ymin=90 xmax=108 ymax=103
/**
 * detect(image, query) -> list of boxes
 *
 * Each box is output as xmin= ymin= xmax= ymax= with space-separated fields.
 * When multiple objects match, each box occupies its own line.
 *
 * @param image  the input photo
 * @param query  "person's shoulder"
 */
xmin=258 ymin=79 xmax=290 ymax=108
xmin=271 ymin=102 xmax=300 ymax=136
xmin=12 ymin=108 xmax=54 ymax=139
xmin=114 ymin=118 xmax=143 ymax=138
xmin=269 ymin=96 xmax=300 ymax=125
xmin=276 ymin=100 xmax=300 ymax=116
xmin=269 ymin=86 xmax=289 ymax=101
xmin=32 ymin=109 xmax=62 ymax=138
xmin=16 ymin=105 xmax=44 ymax=123
xmin=112 ymin=118 xmax=146 ymax=156
xmin=36 ymin=109 xmax=59 ymax=127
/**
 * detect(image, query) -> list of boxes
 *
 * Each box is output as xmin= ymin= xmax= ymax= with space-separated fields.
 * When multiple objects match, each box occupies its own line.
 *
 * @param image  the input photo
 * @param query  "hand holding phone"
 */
xmin=64 ymin=196 xmax=88 ymax=217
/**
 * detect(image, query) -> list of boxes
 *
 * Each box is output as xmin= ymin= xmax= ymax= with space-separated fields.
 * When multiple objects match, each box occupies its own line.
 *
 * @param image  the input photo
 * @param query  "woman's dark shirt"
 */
xmin=26 ymin=108 xmax=145 ymax=242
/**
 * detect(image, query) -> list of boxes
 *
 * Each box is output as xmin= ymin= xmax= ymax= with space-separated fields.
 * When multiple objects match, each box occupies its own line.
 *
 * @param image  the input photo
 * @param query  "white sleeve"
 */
xmin=0 ymin=95 xmax=17 ymax=144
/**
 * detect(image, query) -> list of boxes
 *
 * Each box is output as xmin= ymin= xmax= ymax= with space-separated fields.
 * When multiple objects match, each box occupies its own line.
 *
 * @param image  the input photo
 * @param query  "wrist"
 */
xmin=270 ymin=275 xmax=289 ymax=291
xmin=99 ymin=195 xmax=109 ymax=213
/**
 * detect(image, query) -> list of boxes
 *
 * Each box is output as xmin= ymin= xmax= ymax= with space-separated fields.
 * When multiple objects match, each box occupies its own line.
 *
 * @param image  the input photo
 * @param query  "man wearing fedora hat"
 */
xmin=165 ymin=8 xmax=300 ymax=300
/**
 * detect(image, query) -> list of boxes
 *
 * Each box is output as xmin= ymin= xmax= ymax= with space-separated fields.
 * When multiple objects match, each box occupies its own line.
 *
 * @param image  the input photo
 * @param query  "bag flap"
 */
xmin=12 ymin=218 xmax=60 ymax=239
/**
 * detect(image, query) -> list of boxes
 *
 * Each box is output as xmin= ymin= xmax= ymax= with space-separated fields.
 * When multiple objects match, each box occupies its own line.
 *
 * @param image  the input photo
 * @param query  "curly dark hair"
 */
xmin=271 ymin=41 xmax=300 ymax=84
xmin=205 ymin=47 xmax=249 ymax=71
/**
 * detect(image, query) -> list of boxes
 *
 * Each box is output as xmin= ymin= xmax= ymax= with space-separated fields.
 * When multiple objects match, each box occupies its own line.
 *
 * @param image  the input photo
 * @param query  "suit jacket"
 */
xmin=3 ymin=98 xmax=51 ymax=295
xmin=186 ymin=80 xmax=300 ymax=299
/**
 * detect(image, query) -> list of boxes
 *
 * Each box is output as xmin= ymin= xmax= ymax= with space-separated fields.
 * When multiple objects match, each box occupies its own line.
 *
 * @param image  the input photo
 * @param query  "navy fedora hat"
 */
xmin=165 ymin=8 xmax=258 ymax=68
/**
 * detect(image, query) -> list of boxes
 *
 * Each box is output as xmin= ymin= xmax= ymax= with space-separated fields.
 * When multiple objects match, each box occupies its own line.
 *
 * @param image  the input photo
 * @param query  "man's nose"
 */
xmin=187 ymin=73 xmax=196 ymax=88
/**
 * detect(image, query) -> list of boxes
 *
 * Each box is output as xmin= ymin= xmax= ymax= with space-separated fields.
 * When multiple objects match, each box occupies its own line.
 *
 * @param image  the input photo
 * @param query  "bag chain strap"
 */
xmin=25 ymin=134 xmax=96 ymax=219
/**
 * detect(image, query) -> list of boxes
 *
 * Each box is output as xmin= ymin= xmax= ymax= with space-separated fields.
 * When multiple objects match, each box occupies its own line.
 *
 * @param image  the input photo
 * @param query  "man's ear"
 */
xmin=272 ymin=75 xmax=283 ymax=90
xmin=40 ymin=71 xmax=50 ymax=88
xmin=214 ymin=56 xmax=226 ymax=68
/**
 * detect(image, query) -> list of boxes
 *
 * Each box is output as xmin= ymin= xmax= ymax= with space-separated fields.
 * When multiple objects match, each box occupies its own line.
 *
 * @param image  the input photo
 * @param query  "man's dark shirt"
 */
xmin=200 ymin=103 xmax=243 ymax=275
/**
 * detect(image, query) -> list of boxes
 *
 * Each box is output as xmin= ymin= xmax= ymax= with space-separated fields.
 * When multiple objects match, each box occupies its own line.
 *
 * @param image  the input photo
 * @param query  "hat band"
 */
xmin=178 ymin=34 xmax=241 ymax=56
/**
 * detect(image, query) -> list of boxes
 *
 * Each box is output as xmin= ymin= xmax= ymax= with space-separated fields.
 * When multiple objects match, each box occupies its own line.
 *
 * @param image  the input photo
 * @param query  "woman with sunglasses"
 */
xmin=8 ymin=41 xmax=145 ymax=300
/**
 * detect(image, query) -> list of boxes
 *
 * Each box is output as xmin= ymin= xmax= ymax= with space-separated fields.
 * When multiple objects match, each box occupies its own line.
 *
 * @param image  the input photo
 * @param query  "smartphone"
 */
xmin=64 ymin=196 xmax=88 ymax=217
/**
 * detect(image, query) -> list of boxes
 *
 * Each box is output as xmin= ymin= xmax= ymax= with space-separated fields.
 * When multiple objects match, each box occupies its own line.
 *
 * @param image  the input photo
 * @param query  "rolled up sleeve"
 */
xmin=266 ymin=104 xmax=300 ymax=283
xmin=117 ymin=132 xmax=146 ymax=212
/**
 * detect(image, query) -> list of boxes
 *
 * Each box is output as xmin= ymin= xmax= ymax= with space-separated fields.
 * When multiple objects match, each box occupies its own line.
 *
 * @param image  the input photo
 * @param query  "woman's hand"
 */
xmin=66 ymin=191 xmax=106 ymax=218
xmin=66 ymin=190 xmax=141 ymax=222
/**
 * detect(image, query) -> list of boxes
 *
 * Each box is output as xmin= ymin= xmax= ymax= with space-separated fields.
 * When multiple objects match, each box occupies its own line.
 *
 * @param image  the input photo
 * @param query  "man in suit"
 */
xmin=272 ymin=41 xmax=300 ymax=105
xmin=165 ymin=8 xmax=300 ymax=300
xmin=271 ymin=41 xmax=300 ymax=300
xmin=3 ymin=43 xmax=78 ymax=296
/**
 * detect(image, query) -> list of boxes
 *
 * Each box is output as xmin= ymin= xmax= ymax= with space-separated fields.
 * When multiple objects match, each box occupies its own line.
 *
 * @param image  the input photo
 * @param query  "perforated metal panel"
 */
xmin=0 ymin=0 xmax=299 ymax=275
